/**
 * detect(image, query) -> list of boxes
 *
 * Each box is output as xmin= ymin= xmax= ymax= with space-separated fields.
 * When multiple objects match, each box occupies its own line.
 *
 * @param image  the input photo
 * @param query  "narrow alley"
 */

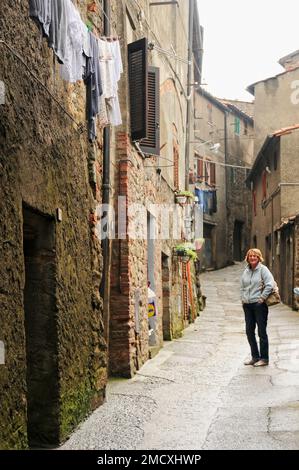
xmin=61 ymin=264 xmax=299 ymax=451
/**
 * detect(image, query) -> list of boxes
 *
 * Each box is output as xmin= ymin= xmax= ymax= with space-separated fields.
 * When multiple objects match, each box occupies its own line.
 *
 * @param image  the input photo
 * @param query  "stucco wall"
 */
xmin=253 ymin=69 xmax=299 ymax=154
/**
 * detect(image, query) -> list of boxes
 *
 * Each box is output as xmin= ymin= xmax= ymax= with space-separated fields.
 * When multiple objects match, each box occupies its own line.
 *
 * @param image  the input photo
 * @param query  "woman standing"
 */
xmin=241 ymin=248 xmax=274 ymax=367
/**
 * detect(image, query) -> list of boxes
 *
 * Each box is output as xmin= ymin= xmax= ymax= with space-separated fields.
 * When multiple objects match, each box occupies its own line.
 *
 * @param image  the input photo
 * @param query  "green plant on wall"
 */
xmin=174 ymin=243 xmax=198 ymax=261
xmin=175 ymin=190 xmax=195 ymax=200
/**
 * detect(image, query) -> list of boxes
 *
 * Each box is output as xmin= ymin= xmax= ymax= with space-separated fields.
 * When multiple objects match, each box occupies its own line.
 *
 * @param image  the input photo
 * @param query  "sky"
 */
xmin=197 ymin=0 xmax=299 ymax=102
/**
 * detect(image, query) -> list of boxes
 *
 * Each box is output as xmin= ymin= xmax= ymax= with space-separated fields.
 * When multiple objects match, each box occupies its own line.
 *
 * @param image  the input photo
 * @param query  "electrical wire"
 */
xmin=194 ymin=154 xmax=252 ymax=170
xmin=98 ymin=1 xmax=116 ymax=36
xmin=0 ymin=40 xmax=87 ymax=135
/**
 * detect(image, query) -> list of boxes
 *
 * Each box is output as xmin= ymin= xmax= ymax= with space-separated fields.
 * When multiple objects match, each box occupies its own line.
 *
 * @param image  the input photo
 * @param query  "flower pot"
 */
xmin=175 ymin=195 xmax=187 ymax=204
xmin=180 ymin=255 xmax=190 ymax=263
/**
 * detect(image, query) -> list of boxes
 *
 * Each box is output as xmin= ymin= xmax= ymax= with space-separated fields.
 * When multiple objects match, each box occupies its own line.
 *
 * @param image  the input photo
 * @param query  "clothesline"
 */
xmin=29 ymin=0 xmax=123 ymax=141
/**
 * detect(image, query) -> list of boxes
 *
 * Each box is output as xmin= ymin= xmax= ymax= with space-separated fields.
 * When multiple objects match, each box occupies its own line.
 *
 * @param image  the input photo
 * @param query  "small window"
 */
xmin=204 ymin=161 xmax=210 ymax=183
xmin=234 ymin=117 xmax=240 ymax=135
xmin=244 ymin=121 xmax=248 ymax=135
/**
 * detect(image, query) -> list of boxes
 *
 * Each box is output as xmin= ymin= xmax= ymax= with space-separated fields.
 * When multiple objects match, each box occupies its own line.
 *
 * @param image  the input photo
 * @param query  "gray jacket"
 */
xmin=240 ymin=262 xmax=274 ymax=304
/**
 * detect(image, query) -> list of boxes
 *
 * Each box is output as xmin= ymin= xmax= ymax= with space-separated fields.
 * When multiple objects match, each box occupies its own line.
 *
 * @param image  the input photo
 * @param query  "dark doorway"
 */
xmin=23 ymin=205 xmax=59 ymax=448
xmin=233 ymin=220 xmax=243 ymax=261
xmin=161 ymin=254 xmax=171 ymax=340
xmin=280 ymin=226 xmax=294 ymax=307
xmin=203 ymin=224 xmax=215 ymax=269
xmin=265 ymin=234 xmax=272 ymax=268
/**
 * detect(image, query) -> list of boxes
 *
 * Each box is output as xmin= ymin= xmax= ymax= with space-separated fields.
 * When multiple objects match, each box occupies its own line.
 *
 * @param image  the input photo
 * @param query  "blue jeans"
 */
xmin=243 ymin=302 xmax=269 ymax=361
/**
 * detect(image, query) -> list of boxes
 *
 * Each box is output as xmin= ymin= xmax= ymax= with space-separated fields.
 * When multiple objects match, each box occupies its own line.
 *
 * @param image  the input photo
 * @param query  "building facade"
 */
xmin=221 ymin=100 xmax=254 ymax=263
xmin=108 ymin=0 xmax=202 ymax=377
xmin=0 ymin=0 xmax=203 ymax=449
xmin=191 ymin=89 xmax=254 ymax=270
xmin=247 ymin=51 xmax=299 ymax=308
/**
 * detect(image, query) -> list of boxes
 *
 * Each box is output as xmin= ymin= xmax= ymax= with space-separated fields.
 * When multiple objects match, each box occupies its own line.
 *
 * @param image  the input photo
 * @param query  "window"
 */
xmin=234 ymin=117 xmax=240 ymax=135
xmin=244 ymin=121 xmax=248 ymax=135
xmin=128 ymin=39 xmax=160 ymax=156
xmin=204 ymin=161 xmax=210 ymax=183
xmin=202 ymin=160 xmax=216 ymax=186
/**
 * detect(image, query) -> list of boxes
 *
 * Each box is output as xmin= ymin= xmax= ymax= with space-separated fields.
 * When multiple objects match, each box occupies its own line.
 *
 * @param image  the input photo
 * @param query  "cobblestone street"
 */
xmin=61 ymin=263 xmax=299 ymax=450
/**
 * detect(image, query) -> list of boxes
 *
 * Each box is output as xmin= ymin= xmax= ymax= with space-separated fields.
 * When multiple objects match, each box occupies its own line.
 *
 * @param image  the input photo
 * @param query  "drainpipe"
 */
xmin=100 ymin=0 xmax=111 ymax=345
xmin=185 ymin=0 xmax=195 ymax=190
xmin=224 ymin=111 xmax=229 ymax=262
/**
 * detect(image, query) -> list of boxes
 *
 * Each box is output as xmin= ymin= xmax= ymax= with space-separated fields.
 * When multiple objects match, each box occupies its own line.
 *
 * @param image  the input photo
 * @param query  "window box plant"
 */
xmin=174 ymin=190 xmax=195 ymax=205
xmin=173 ymin=243 xmax=198 ymax=263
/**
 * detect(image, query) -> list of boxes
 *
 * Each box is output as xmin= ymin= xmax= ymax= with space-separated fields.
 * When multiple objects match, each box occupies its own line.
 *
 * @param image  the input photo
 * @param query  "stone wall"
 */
xmin=107 ymin=0 xmax=190 ymax=377
xmin=0 ymin=0 xmax=107 ymax=449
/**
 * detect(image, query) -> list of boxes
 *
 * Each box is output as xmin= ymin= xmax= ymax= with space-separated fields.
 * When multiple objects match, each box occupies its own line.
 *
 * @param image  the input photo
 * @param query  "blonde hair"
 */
xmin=245 ymin=248 xmax=264 ymax=264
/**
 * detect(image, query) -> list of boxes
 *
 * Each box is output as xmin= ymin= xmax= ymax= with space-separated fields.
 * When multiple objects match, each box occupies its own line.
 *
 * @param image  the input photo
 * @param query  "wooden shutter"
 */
xmin=140 ymin=66 xmax=160 ymax=156
xmin=197 ymin=159 xmax=204 ymax=179
xmin=128 ymin=38 xmax=148 ymax=141
xmin=210 ymin=162 xmax=216 ymax=185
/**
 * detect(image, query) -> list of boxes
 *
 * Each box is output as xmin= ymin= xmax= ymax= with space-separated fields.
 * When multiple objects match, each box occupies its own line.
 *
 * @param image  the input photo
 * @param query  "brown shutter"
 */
xmin=197 ymin=159 xmax=203 ymax=179
xmin=210 ymin=162 xmax=216 ymax=185
xmin=140 ymin=66 xmax=160 ymax=156
xmin=128 ymin=38 xmax=148 ymax=141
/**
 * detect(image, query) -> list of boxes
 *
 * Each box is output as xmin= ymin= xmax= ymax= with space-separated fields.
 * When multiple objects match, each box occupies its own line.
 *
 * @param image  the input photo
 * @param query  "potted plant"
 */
xmin=174 ymin=190 xmax=195 ymax=205
xmin=173 ymin=243 xmax=198 ymax=263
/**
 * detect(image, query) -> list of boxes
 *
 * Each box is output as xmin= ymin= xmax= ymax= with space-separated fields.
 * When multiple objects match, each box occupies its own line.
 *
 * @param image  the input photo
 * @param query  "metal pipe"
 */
xmin=185 ymin=0 xmax=195 ymax=190
xmin=224 ymin=111 xmax=230 ymax=261
xmin=100 ymin=0 xmax=111 ymax=346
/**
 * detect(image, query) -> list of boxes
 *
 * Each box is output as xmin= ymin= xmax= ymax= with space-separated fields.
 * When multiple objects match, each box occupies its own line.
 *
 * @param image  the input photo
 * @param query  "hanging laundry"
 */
xmin=109 ymin=40 xmax=123 ymax=126
xmin=84 ymin=33 xmax=103 ymax=141
xmin=111 ymin=40 xmax=123 ymax=83
xmin=98 ymin=39 xmax=123 ymax=127
xmin=48 ymin=0 xmax=74 ymax=64
xmin=195 ymin=188 xmax=204 ymax=208
xmin=60 ymin=2 xmax=89 ymax=83
xmin=29 ymin=0 xmax=52 ymax=37
xmin=29 ymin=1 xmax=123 ymax=137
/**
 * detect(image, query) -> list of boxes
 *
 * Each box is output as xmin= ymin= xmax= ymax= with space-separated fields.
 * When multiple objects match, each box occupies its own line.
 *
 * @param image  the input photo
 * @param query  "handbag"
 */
xmin=261 ymin=268 xmax=281 ymax=307
xmin=265 ymin=283 xmax=281 ymax=306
